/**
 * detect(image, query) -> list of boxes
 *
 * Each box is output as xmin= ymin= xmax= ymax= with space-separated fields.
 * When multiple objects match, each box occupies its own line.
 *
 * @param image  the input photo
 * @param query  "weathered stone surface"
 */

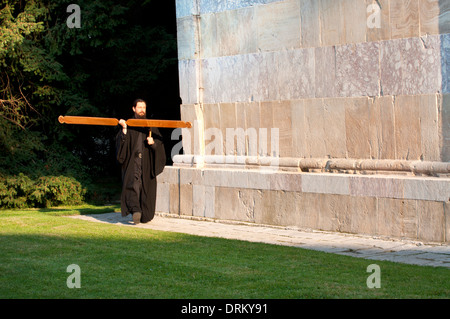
xmin=169 ymin=183 xmax=179 ymax=215
xmin=200 ymin=13 xmax=218 ymax=58
xmin=253 ymin=189 xmax=276 ymax=225
xmin=232 ymin=103 xmax=247 ymax=156
xmin=229 ymin=169 xmax=251 ymax=188
xmin=214 ymin=186 xmax=259 ymax=222
xmin=290 ymin=100 xmax=308 ymax=158
xmin=367 ymin=96 xmax=382 ymax=159
xmin=178 ymin=59 xmax=199 ymax=105
xmin=214 ymin=186 xmax=237 ymax=221
xmin=198 ymin=35 xmax=444 ymax=104
xmin=157 ymin=167 xmax=179 ymax=184
xmin=302 ymin=173 xmax=350 ymax=195
xmin=270 ymin=171 xmax=301 ymax=192
xmin=246 ymin=53 xmax=271 ymax=101
xmin=381 ymin=36 xmax=441 ymax=96
xmin=200 ymin=58 xmax=218 ymax=104
xmin=254 ymin=189 xmax=299 ymax=226
xmin=179 ymin=105 xmax=195 ymax=155
xmin=177 ymin=16 xmax=198 ymax=60
xmin=319 ymin=0 xmax=345 ymax=46
xmin=256 ymin=0 xmax=301 ymax=52
xmin=238 ymin=188 xmax=259 ymax=222
xmin=240 ymin=170 xmax=262 ymax=189
xmin=203 ymin=169 xmax=238 ymax=188
xmin=300 ymin=0 xmax=320 ymax=47
xmin=304 ymin=99 xmax=327 ymax=158
xmin=202 ymin=56 xmax=236 ymax=103
xmin=442 ymin=34 xmax=450 ymax=94
xmin=179 ymin=184 xmax=193 ymax=216
xmin=216 ymin=7 xmax=257 ymax=57
xmin=419 ymin=94 xmax=440 ymax=161
xmin=199 ymin=0 xmax=283 ymax=15
xmin=420 ymin=0 xmax=441 ymax=35
xmin=203 ymin=52 xmax=291 ymax=103
xmin=180 ymin=104 xmax=204 ymax=156
xmin=204 ymin=185 xmax=215 ymax=218
xmin=417 ymin=200 xmax=445 ymax=242
xmin=366 ymin=0 xmax=390 ymax=42
xmin=224 ymin=56 xmax=245 ymax=102
xmin=377 ymin=198 xmax=417 ymax=239
xmin=272 ymin=100 xmax=293 ymax=157
xmin=349 ymin=175 xmax=403 ymax=199
xmin=203 ymin=103 xmax=221 ymax=155
xmin=176 ymin=0 xmax=197 ymax=18
xmin=157 ymin=167 xmax=450 ymax=242
xmin=202 ymin=169 xmax=225 ymax=188
xmin=419 ymin=0 xmax=450 ymax=36
xmin=243 ymin=101 xmax=261 ymax=156
xmin=342 ymin=0 xmax=367 ymax=44
xmin=229 ymin=55 xmax=250 ymax=103
xmin=345 ymin=97 xmax=370 ymax=159
xmin=259 ymin=101 xmax=275 ymax=156
xmin=235 ymin=102 xmax=247 ymax=130
xmin=401 ymin=36 xmax=441 ymax=95
xmin=348 ymin=196 xmax=378 ymax=236
xmin=404 ymin=177 xmax=450 ymax=201
xmin=192 ymin=184 xmax=205 ymax=217
xmin=169 ymin=166 xmax=450 ymax=202
xmin=439 ymin=0 xmax=450 ymax=34
xmin=277 ymin=48 xmax=315 ymax=100
xmin=394 ymin=95 xmax=422 ymax=160
xmin=441 ymin=94 xmax=450 ymax=161
xmin=389 ymin=0 xmax=419 ymax=39
xmin=336 ymin=42 xmax=380 ymax=97
xmin=314 ymin=46 xmax=336 ymax=98
xmin=220 ymin=103 xmax=237 ymax=155
xmin=306 ymin=192 xmax=349 ymax=233
xmin=179 ymin=166 xmax=193 ymax=185
xmin=156 ymin=183 xmax=170 ymax=213
xmin=323 ymin=98 xmax=347 ymax=158
xmin=380 ymin=39 xmax=403 ymax=96
xmin=368 ymin=96 xmax=396 ymax=159
xmin=263 ymin=51 xmax=280 ymax=102
xmin=295 ymin=192 xmax=320 ymax=230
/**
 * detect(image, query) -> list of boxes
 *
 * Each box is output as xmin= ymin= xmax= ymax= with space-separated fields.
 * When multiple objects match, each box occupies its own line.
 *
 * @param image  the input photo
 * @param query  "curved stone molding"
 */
xmin=173 ymin=155 xmax=450 ymax=176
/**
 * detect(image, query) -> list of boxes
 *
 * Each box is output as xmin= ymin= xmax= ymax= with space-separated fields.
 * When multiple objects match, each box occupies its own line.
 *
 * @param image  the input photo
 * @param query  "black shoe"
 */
xmin=133 ymin=212 xmax=142 ymax=225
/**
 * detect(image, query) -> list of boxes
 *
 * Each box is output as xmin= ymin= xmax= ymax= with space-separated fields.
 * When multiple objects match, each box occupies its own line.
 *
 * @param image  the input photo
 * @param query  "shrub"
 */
xmin=0 ymin=174 xmax=86 ymax=209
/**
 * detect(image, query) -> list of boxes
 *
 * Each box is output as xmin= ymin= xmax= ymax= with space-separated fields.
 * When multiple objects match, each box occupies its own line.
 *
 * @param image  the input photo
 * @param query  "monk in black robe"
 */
xmin=116 ymin=99 xmax=166 ymax=224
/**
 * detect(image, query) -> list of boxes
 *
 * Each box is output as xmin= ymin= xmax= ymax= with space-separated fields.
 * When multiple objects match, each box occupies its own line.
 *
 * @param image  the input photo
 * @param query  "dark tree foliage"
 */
xmin=0 ymin=0 xmax=180 ymax=206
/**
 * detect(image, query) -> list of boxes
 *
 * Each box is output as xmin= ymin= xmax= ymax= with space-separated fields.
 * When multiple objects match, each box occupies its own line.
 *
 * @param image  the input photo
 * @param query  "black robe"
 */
xmin=116 ymin=126 xmax=166 ymax=223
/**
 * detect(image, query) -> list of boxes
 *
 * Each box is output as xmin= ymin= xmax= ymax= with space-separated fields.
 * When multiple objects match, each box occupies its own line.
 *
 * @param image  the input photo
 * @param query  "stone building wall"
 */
xmin=157 ymin=0 xmax=450 ymax=243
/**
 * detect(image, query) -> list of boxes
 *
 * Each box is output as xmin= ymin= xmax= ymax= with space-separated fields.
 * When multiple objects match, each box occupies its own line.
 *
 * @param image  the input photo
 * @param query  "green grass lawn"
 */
xmin=0 ymin=206 xmax=448 ymax=299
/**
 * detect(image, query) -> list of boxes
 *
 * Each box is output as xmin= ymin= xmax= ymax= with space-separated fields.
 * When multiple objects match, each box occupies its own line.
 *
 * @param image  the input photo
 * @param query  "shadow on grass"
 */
xmin=1 ymin=230 xmax=449 ymax=299
xmin=37 ymin=204 xmax=120 ymax=216
xmin=1 ymin=209 xmax=449 ymax=299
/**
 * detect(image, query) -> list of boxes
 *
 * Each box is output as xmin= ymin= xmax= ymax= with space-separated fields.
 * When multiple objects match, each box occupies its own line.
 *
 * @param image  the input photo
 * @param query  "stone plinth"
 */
xmin=157 ymin=165 xmax=450 ymax=243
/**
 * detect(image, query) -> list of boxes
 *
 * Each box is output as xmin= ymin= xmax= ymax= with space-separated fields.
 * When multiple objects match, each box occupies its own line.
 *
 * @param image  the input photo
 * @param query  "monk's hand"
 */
xmin=147 ymin=130 xmax=154 ymax=145
xmin=119 ymin=119 xmax=127 ymax=134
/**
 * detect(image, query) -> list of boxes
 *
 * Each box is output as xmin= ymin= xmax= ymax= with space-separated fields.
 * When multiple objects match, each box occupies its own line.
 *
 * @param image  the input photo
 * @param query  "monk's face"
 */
xmin=133 ymin=101 xmax=146 ymax=119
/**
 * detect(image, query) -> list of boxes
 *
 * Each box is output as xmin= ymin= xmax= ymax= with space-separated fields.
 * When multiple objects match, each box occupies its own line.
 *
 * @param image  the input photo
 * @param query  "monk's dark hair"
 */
xmin=133 ymin=98 xmax=146 ymax=107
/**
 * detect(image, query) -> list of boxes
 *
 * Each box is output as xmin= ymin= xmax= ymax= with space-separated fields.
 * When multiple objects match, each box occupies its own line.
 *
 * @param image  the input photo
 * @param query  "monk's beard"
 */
xmin=135 ymin=113 xmax=146 ymax=119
